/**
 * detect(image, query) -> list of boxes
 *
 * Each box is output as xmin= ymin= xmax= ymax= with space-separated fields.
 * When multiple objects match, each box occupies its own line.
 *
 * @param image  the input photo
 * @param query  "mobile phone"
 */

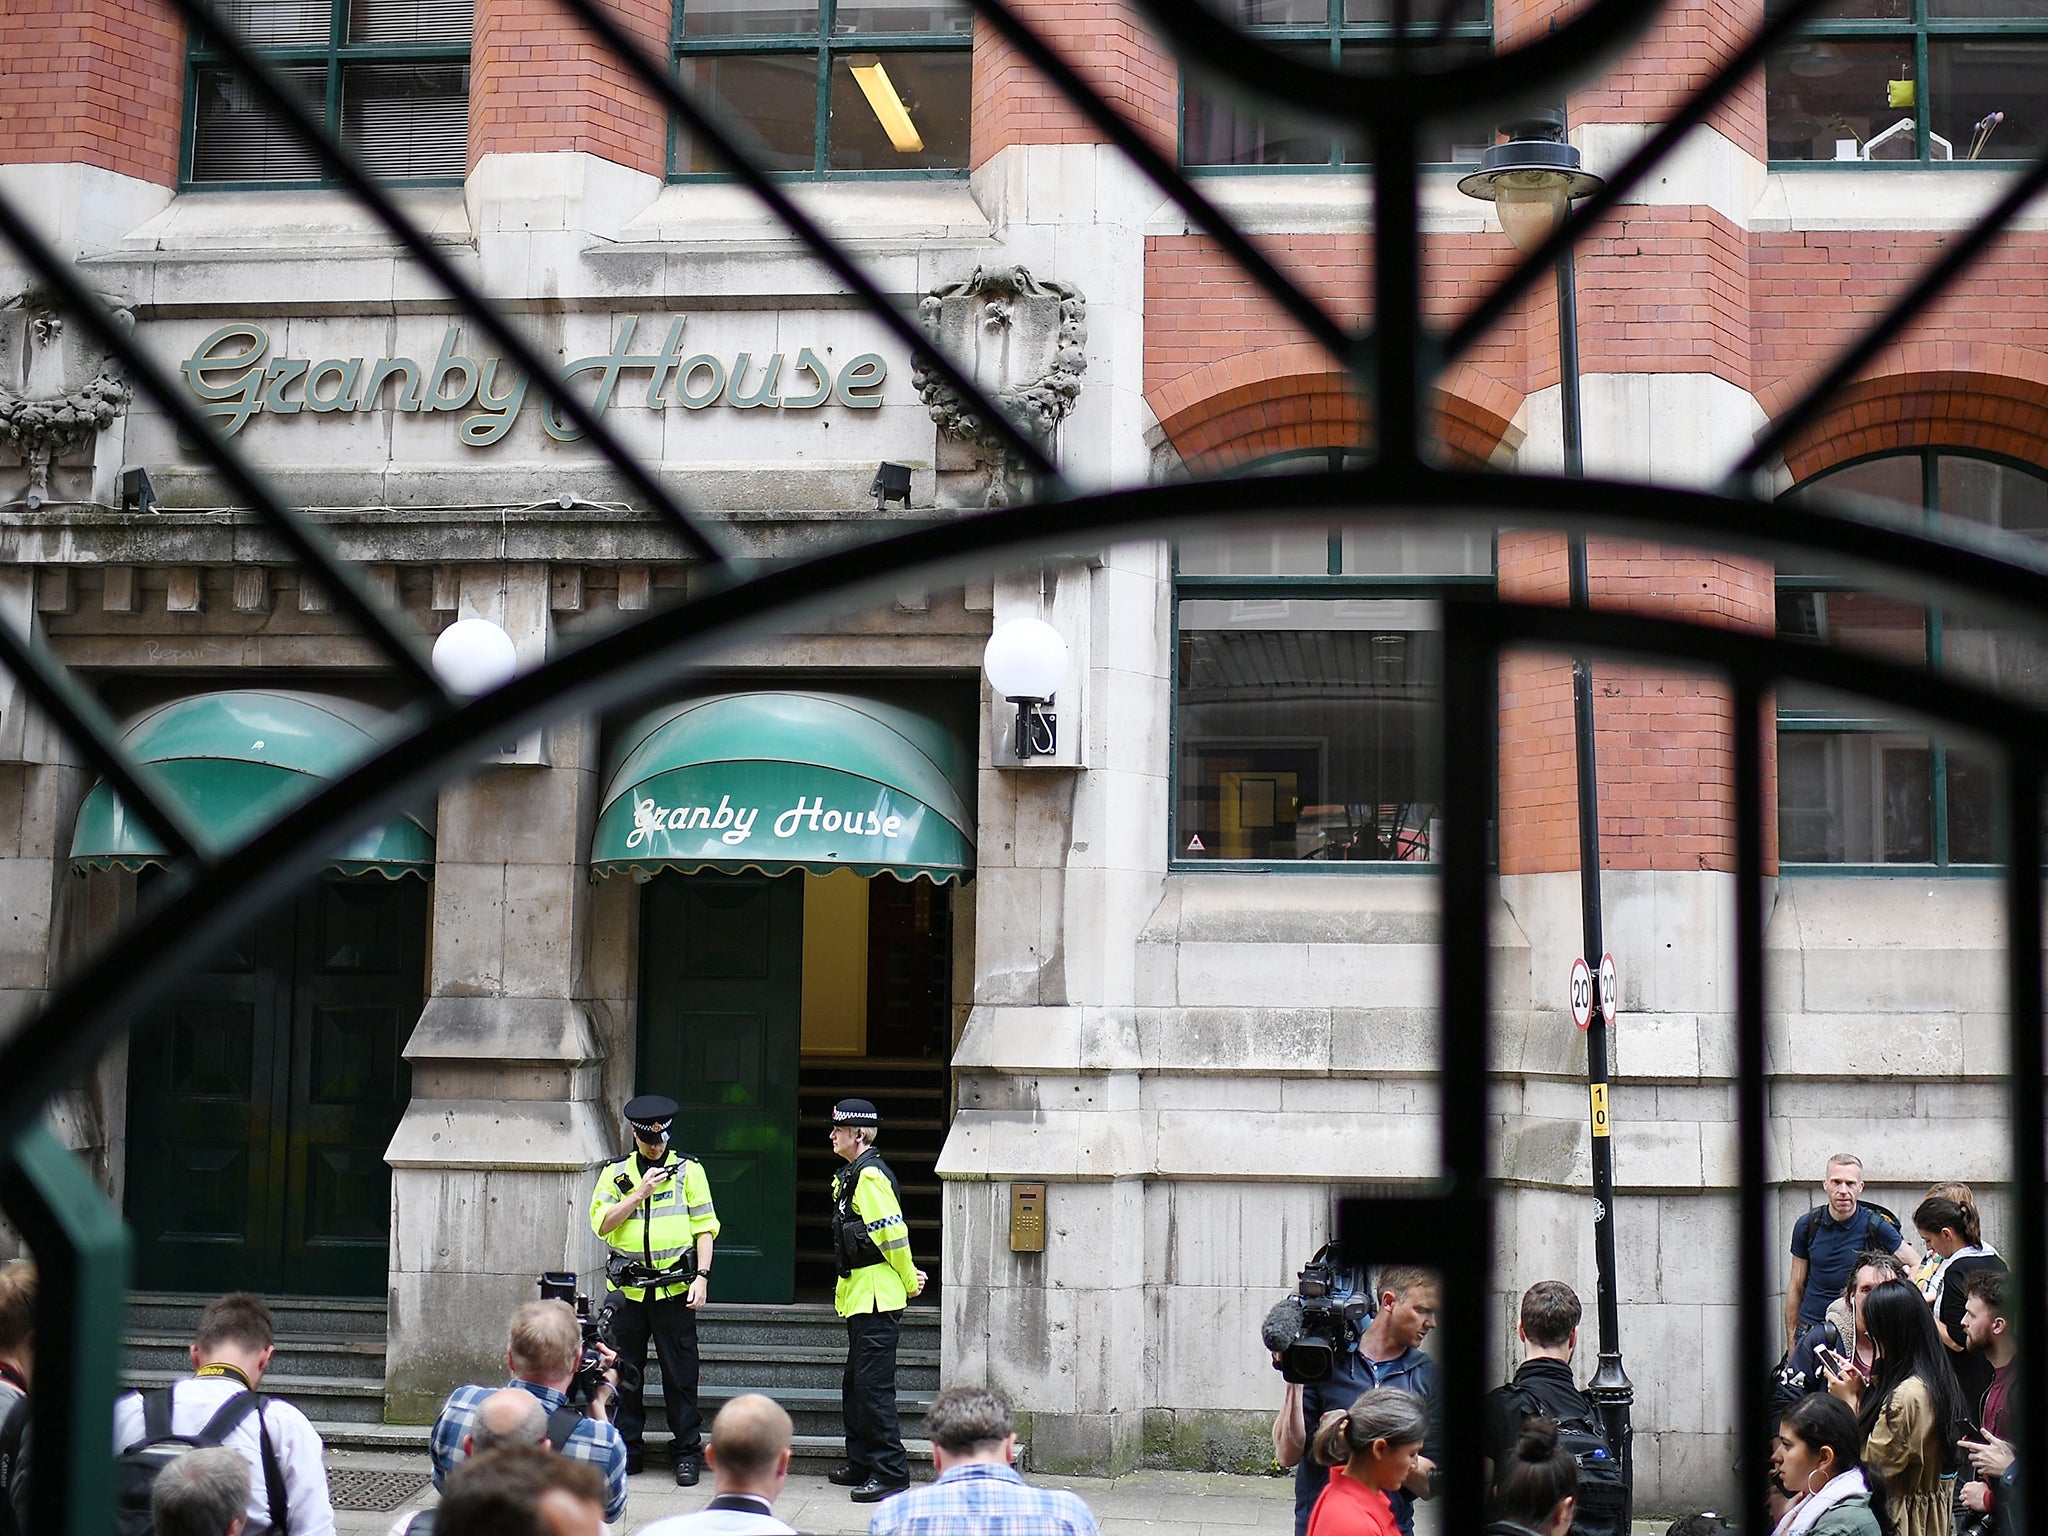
xmin=1815 ymin=1345 xmax=1850 ymax=1376
xmin=1960 ymin=1420 xmax=1986 ymax=1443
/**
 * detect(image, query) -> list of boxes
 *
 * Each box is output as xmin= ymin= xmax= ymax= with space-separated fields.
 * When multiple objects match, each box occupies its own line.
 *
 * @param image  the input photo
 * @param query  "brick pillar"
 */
xmin=970 ymin=1 xmax=1176 ymax=168
xmin=0 ymin=0 xmax=184 ymax=187
xmin=1497 ymin=534 xmax=1777 ymax=878
xmin=470 ymin=0 xmax=668 ymax=176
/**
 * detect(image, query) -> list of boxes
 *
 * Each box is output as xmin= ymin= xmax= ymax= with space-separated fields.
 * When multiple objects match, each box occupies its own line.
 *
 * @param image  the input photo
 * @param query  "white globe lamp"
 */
xmin=432 ymin=617 xmax=520 ymax=697
xmin=983 ymin=617 xmax=1070 ymax=761
xmin=982 ymin=617 xmax=1070 ymax=702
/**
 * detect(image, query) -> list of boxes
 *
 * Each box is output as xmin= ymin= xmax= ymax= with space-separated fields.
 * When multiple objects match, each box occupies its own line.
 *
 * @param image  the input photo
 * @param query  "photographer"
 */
xmin=1271 ymin=1263 xmax=1441 ymax=1536
xmin=589 ymin=1093 xmax=719 ymax=1487
xmin=428 ymin=1301 xmax=627 ymax=1528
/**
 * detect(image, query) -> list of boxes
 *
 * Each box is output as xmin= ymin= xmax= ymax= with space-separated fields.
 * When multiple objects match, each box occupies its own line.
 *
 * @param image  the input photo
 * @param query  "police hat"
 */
xmin=831 ymin=1098 xmax=881 ymax=1129
xmin=623 ymin=1094 xmax=679 ymax=1138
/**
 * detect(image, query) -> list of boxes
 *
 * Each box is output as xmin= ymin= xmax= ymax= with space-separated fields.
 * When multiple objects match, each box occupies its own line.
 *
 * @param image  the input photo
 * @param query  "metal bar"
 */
xmin=2004 ymin=753 xmax=2045 ymax=1536
xmin=0 ymin=1123 xmax=132 ymax=1536
xmin=1443 ymin=0 xmax=1839 ymax=365
xmin=1373 ymin=121 xmax=1422 ymax=465
xmin=1736 ymin=139 xmax=2048 ymax=481
xmin=0 ymin=598 xmax=206 ymax=864
xmin=1435 ymin=595 xmax=1496 ymax=1536
xmin=966 ymin=0 xmax=1356 ymax=367
xmin=553 ymin=0 xmax=1063 ymax=491
xmin=158 ymin=0 xmax=733 ymax=567
xmin=0 ymin=190 xmax=448 ymax=702
xmin=1732 ymin=678 xmax=1772 ymax=1536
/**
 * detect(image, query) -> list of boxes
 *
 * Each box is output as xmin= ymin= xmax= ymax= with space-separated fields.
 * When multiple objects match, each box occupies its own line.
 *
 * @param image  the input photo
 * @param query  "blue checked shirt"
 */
xmin=868 ymin=1462 xmax=1100 ymax=1536
xmin=428 ymin=1379 xmax=629 ymax=1524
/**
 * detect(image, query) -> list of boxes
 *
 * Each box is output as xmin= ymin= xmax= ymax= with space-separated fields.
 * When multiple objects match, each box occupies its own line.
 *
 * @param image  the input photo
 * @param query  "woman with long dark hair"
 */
xmin=1770 ymin=1393 xmax=1893 ymax=1536
xmin=1823 ymin=1278 xmax=1967 ymax=1536
xmin=1485 ymin=1418 xmax=1577 ymax=1536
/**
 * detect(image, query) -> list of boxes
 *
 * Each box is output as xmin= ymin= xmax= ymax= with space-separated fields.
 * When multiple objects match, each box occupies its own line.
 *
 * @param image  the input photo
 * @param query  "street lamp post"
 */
xmin=1459 ymin=110 xmax=1635 ymax=1516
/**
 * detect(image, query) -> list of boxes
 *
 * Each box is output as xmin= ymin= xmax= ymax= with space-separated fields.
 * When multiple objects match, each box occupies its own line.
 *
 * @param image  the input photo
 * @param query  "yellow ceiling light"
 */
xmin=850 ymin=58 xmax=924 ymax=154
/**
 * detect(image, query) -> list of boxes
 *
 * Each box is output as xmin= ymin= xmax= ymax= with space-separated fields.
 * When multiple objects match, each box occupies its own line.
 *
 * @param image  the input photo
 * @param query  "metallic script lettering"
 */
xmin=179 ymin=320 xmax=887 ymax=443
xmin=624 ymin=793 xmax=907 ymax=851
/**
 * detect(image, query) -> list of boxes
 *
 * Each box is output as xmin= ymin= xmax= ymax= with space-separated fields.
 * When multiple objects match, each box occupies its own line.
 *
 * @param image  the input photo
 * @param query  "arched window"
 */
xmin=1777 ymin=450 xmax=2048 ymax=866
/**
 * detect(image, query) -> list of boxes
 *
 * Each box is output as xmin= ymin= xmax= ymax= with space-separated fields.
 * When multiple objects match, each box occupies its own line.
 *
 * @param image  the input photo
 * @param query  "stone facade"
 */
xmin=0 ymin=0 xmax=2038 ymax=1513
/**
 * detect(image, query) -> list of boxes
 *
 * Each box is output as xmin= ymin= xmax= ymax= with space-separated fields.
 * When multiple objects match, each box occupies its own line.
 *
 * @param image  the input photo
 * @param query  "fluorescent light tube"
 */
xmin=850 ymin=58 xmax=924 ymax=154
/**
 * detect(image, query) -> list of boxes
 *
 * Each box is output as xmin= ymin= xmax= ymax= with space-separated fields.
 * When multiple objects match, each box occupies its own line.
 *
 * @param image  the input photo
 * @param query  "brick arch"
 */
xmin=1148 ymin=346 xmax=1526 ymax=475
xmin=1756 ymin=345 xmax=2048 ymax=484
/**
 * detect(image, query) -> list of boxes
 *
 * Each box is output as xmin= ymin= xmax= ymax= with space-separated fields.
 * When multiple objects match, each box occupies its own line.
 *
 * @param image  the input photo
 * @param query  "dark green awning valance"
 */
xmin=70 ymin=690 xmax=434 ymax=878
xmin=592 ymin=691 xmax=975 ymax=884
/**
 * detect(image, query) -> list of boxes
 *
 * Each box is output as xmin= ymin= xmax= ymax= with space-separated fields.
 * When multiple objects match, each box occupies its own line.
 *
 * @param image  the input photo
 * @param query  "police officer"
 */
xmin=589 ymin=1094 xmax=719 ymax=1486
xmin=825 ymin=1098 xmax=925 ymax=1503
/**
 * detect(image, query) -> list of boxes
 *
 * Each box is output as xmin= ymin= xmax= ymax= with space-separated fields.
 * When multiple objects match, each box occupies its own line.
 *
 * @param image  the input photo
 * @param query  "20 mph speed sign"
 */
xmin=1569 ymin=957 xmax=1593 ymax=1030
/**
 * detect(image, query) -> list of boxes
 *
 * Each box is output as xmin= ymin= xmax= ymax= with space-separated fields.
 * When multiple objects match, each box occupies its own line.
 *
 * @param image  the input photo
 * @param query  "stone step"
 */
xmin=125 ymin=1369 xmax=391 ymax=1425
xmin=125 ymin=1332 xmax=389 ymax=1382
xmin=694 ymin=1304 xmax=939 ymax=1350
xmin=308 ymin=1420 xmax=934 ymax=1469
xmin=640 ymin=1382 xmax=931 ymax=1441
xmin=125 ymin=1292 xmax=389 ymax=1339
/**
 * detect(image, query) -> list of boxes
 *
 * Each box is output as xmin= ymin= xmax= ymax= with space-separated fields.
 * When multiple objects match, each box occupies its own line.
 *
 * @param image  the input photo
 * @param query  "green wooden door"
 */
xmin=126 ymin=876 xmax=425 ymax=1296
xmin=638 ymin=873 xmax=802 ymax=1304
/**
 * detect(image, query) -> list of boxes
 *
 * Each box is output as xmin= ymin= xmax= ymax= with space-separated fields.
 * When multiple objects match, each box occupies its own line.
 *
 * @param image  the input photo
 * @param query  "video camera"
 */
xmin=1261 ymin=1244 xmax=1376 ymax=1384
xmin=537 ymin=1272 xmax=633 ymax=1405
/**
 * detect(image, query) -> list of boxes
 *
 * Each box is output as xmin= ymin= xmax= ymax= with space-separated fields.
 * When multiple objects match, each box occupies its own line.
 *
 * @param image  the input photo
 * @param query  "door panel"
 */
xmin=639 ymin=874 xmax=802 ymax=1303
xmin=127 ymin=905 xmax=292 ymax=1292
xmin=126 ymin=876 xmax=424 ymax=1297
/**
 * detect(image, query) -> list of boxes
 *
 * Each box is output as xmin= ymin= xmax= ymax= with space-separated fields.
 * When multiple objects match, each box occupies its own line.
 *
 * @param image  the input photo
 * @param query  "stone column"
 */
xmin=384 ymin=562 xmax=614 ymax=1419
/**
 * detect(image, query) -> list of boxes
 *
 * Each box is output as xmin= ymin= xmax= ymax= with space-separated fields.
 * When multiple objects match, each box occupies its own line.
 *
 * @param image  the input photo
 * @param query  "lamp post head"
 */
xmin=432 ymin=616 xmax=521 ymax=697
xmin=1456 ymin=111 xmax=1606 ymax=255
xmin=982 ymin=617 xmax=1070 ymax=703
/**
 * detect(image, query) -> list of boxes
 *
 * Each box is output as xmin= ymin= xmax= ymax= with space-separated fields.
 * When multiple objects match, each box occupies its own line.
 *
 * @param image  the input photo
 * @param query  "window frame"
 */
xmin=182 ymin=0 xmax=472 ymax=192
xmin=1168 ymin=506 xmax=1496 ymax=874
xmin=1175 ymin=0 xmax=1495 ymax=175
xmin=1767 ymin=2 xmax=2048 ymax=169
xmin=667 ymin=1 xmax=973 ymax=183
xmin=1775 ymin=446 xmax=2048 ymax=873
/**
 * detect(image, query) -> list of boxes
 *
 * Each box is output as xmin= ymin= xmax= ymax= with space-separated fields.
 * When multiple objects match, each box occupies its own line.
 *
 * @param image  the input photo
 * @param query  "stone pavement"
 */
xmin=330 ymin=1448 xmax=1689 ymax=1535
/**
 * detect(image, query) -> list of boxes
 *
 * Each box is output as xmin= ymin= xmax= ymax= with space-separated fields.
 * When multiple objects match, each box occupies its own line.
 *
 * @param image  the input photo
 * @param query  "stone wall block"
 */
xmin=972 ymin=868 xmax=1056 ymax=1006
xmin=1152 ymin=1110 xmax=1434 ymax=1182
xmin=1144 ymin=1282 xmax=1272 ymax=1408
xmin=1146 ymin=1007 xmax=1333 ymax=1075
xmin=500 ymin=861 xmax=583 ymax=998
xmin=1143 ymin=1180 xmax=1331 ymax=1291
xmin=437 ymin=768 xmax=589 ymax=867
xmin=1612 ymin=1012 xmax=1705 ymax=1081
xmin=1325 ymin=1009 xmax=1437 ymax=1074
xmin=428 ymin=861 xmax=507 ymax=996
xmin=1766 ymin=1012 xmax=1964 ymax=1079
xmin=1145 ymin=1075 xmax=1285 ymax=1114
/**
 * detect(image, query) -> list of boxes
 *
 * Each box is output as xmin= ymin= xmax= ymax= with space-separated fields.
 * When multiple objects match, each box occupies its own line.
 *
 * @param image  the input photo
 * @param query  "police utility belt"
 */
xmin=606 ymin=1251 xmax=697 ymax=1291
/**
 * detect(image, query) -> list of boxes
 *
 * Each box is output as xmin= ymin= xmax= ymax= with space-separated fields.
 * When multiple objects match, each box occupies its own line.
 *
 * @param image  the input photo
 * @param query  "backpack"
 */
xmin=116 ymin=1383 xmax=289 ymax=1536
xmin=1506 ymin=1385 xmax=1626 ymax=1536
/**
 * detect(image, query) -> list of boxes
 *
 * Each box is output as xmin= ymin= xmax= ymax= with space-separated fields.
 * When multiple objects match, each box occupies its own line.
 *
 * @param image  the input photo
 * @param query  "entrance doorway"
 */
xmin=636 ymin=870 xmax=955 ymax=1305
xmin=125 ymin=875 xmax=428 ymax=1296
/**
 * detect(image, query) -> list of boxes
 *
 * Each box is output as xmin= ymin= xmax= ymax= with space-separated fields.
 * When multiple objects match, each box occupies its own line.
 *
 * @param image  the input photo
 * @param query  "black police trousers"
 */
xmin=842 ymin=1308 xmax=907 ymax=1485
xmin=608 ymin=1290 xmax=702 ymax=1457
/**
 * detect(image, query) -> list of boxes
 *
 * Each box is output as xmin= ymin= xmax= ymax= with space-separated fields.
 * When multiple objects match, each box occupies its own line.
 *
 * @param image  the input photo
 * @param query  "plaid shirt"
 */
xmin=428 ymin=1379 xmax=629 ymax=1524
xmin=869 ymin=1463 xmax=1099 ymax=1536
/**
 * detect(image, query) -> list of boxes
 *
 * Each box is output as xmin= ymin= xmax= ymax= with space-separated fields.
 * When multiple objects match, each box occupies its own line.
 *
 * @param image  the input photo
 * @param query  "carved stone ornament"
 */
xmin=912 ymin=266 xmax=1086 ymax=506
xmin=0 ymin=287 xmax=133 ymax=499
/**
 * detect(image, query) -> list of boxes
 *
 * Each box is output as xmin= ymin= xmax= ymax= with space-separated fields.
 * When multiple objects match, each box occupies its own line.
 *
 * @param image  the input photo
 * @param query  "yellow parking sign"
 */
xmin=1590 ymin=1083 xmax=1611 ymax=1138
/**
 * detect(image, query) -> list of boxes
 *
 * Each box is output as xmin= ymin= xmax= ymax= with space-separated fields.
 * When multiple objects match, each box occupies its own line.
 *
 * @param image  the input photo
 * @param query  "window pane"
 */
xmin=1178 ymin=526 xmax=1330 ymax=575
xmin=348 ymin=0 xmax=471 ymax=44
xmin=191 ymin=64 xmax=329 ymax=183
xmin=1178 ymin=600 xmax=1443 ymax=862
xmin=1208 ymin=0 xmax=1331 ymax=23
xmin=1940 ymin=455 xmax=2048 ymax=539
xmin=343 ymin=64 xmax=468 ymax=178
xmin=834 ymin=0 xmax=973 ymax=33
xmin=1345 ymin=0 xmax=1487 ymax=21
xmin=205 ymin=0 xmax=332 ymax=46
xmin=1947 ymin=745 xmax=2003 ymax=863
xmin=828 ymin=50 xmax=969 ymax=170
xmin=1766 ymin=39 xmax=1917 ymax=161
xmin=678 ymin=52 xmax=819 ymax=173
xmin=1794 ymin=454 xmax=1926 ymax=512
xmin=1778 ymin=731 xmax=1933 ymax=862
xmin=682 ymin=0 xmax=819 ymax=36
xmin=1339 ymin=524 xmax=1491 ymax=576
xmin=1929 ymin=0 xmax=2048 ymax=16
xmin=1766 ymin=0 xmax=1907 ymax=17
xmin=1930 ymin=37 xmax=2048 ymax=159
xmin=1338 ymin=41 xmax=1492 ymax=161
xmin=1940 ymin=614 xmax=2048 ymax=704
xmin=1182 ymin=43 xmax=1334 ymax=165
xmin=1778 ymin=589 xmax=1927 ymax=663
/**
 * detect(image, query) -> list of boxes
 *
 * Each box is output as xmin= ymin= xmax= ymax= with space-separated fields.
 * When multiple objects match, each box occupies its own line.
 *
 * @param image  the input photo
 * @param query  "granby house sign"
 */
xmin=178 ymin=318 xmax=889 ymax=445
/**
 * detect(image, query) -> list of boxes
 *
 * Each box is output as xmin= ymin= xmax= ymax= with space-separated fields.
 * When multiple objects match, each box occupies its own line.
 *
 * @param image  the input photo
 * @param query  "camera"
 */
xmin=1261 ymin=1244 xmax=1376 ymax=1384
xmin=537 ymin=1272 xmax=632 ymax=1405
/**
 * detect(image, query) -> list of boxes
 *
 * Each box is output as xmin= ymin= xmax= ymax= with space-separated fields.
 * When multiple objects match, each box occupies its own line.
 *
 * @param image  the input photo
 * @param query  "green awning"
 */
xmin=70 ymin=690 xmax=435 ymax=878
xmin=592 ymin=692 xmax=975 ymax=884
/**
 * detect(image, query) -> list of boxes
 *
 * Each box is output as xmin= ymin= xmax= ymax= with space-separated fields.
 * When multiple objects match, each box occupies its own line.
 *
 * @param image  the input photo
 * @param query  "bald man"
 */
xmin=637 ymin=1395 xmax=797 ymax=1536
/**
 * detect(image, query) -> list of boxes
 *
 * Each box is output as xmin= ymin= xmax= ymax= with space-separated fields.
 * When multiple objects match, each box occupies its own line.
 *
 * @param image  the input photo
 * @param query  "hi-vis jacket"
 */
xmin=831 ymin=1149 xmax=917 ymax=1317
xmin=589 ymin=1150 xmax=719 ymax=1302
